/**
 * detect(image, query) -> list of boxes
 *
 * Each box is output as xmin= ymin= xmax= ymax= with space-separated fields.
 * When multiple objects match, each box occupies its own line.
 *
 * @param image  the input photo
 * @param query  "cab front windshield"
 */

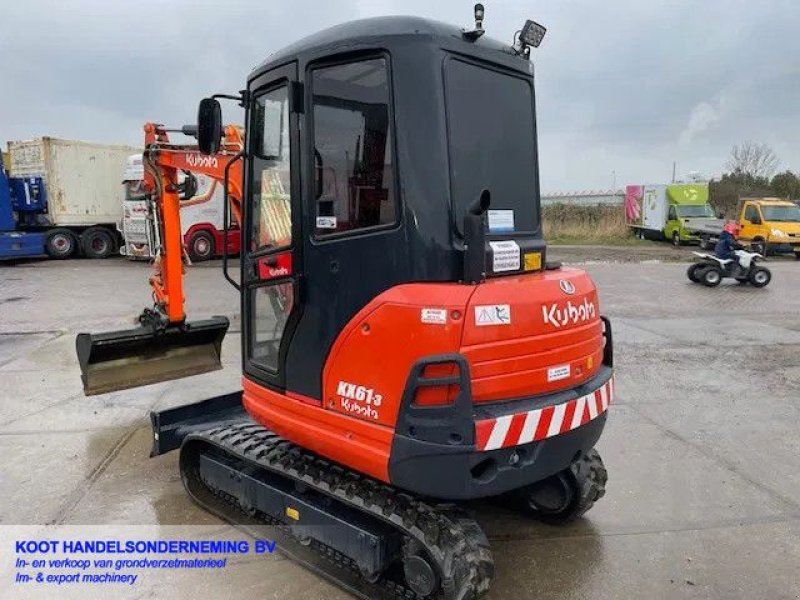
xmin=676 ymin=205 xmax=714 ymax=218
xmin=761 ymin=205 xmax=800 ymax=222
xmin=124 ymin=180 xmax=147 ymax=202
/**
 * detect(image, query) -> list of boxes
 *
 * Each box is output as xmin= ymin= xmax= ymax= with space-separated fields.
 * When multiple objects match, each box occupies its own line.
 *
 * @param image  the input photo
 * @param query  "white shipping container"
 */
xmin=7 ymin=137 xmax=138 ymax=227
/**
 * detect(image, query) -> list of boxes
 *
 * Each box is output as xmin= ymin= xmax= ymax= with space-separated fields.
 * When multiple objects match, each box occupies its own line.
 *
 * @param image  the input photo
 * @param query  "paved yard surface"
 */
xmin=1 ymin=251 xmax=799 ymax=599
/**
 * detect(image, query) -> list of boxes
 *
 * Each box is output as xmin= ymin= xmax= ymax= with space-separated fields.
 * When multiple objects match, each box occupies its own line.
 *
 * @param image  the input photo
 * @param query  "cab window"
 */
xmin=445 ymin=58 xmax=538 ymax=234
xmin=667 ymin=206 xmax=677 ymax=220
xmin=744 ymin=205 xmax=760 ymax=223
xmin=310 ymin=57 xmax=396 ymax=237
xmin=251 ymin=85 xmax=292 ymax=252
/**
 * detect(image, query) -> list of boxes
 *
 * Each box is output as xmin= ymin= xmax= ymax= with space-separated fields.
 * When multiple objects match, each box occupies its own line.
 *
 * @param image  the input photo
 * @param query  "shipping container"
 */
xmin=8 ymin=137 xmax=137 ymax=227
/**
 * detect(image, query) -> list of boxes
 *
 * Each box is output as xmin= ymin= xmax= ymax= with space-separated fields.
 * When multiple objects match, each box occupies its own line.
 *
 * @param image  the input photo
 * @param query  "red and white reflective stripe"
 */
xmin=475 ymin=377 xmax=614 ymax=452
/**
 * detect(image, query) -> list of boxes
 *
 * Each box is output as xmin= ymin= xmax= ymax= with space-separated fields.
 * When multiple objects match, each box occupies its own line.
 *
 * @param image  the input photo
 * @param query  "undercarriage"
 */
xmin=152 ymin=397 xmax=607 ymax=599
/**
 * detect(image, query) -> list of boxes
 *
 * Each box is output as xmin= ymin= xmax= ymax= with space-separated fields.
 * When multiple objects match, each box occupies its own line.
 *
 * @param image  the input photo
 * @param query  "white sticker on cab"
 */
xmin=547 ymin=364 xmax=571 ymax=382
xmin=316 ymin=216 xmax=337 ymax=229
xmin=421 ymin=308 xmax=447 ymax=324
xmin=489 ymin=240 xmax=521 ymax=272
xmin=487 ymin=209 xmax=515 ymax=233
xmin=474 ymin=305 xmax=511 ymax=326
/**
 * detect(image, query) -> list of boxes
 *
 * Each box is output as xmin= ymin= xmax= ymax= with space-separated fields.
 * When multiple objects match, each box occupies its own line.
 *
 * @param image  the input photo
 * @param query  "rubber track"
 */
xmin=528 ymin=448 xmax=607 ymax=525
xmin=180 ymin=419 xmax=494 ymax=600
xmin=562 ymin=448 xmax=607 ymax=522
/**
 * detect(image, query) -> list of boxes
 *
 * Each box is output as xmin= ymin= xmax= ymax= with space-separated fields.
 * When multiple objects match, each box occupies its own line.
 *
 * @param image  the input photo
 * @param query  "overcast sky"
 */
xmin=2 ymin=0 xmax=798 ymax=192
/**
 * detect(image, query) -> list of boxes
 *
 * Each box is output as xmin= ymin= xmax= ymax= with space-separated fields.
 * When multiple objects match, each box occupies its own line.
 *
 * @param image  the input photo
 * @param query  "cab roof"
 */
xmin=742 ymin=197 xmax=795 ymax=206
xmin=250 ymin=15 xmax=518 ymax=80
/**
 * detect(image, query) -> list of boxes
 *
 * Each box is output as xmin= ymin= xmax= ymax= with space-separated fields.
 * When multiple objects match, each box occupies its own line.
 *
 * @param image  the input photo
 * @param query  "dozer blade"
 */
xmin=76 ymin=316 xmax=229 ymax=396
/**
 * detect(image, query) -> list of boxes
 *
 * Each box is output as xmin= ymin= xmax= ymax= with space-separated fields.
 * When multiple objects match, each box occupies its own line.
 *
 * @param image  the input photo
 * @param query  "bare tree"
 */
xmin=724 ymin=141 xmax=780 ymax=179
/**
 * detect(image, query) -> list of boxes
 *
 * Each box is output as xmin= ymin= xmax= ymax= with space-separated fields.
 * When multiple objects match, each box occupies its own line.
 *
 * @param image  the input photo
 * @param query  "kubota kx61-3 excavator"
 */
xmin=77 ymin=9 xmax=613 ymax=599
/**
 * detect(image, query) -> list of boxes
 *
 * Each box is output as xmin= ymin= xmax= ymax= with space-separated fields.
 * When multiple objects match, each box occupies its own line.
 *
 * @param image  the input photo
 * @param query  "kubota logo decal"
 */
xmin=186 ymin=154 xmax=218 ymax=169
xmin=559 ymin=279 xmax=576 ymax=295
xmin=542 ymin=299 xmax=596 ymax=329
xmin=337 ymin=381 xmax=382 ymax=420
xmin=267 ymin=266 xmax=289 ymax=277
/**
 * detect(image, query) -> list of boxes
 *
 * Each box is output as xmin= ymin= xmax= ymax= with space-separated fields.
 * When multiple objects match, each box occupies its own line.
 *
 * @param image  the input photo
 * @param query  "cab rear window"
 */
xmin=444 ymin=58 xmax=539 ymax=235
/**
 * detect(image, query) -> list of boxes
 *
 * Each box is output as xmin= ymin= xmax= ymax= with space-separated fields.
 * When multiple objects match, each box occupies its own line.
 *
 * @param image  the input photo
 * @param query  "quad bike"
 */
xmin=687 ymin=247 xmax=772 ymax=288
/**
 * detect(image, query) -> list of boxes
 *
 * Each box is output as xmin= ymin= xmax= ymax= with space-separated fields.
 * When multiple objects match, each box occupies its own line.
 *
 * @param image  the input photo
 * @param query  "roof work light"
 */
xmin=519 ymin=19 xmax=546 ymax=48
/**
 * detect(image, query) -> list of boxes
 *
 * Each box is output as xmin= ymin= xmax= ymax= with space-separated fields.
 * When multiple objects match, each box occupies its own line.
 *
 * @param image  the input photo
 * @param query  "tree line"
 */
xmin=710 ymin=141 xmax=800 ymax=217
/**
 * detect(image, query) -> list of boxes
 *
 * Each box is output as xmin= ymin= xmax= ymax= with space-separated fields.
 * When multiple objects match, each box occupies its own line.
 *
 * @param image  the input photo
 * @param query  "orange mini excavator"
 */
xmin=77 ymin=8 xmax=613 ymax=599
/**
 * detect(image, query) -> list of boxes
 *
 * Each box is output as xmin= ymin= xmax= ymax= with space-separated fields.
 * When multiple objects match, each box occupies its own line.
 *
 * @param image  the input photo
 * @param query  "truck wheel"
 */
xmin=699 ymin=236 xmax=711 ymax=250
xmin=45 ymin=228 xmax=78 ymax=259
xmin=81 ymin=227 xmax=115 ymax=259
xmin=701 ymin=266 xmax=722 ymax=287
xmin=188 ymin=230 xmax=215 ymax=262
xmin=672 ymin=231 xmax=682 ymax=246
xmin=752 ymin=239 xmax=766 ymax=256
xmin=748 ymin=266 xmax=771 ymax=288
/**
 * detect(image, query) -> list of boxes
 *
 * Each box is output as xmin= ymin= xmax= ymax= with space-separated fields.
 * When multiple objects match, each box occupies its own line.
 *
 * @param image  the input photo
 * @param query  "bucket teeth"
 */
xmin=75 ymin=316 xmax=229 ymax=395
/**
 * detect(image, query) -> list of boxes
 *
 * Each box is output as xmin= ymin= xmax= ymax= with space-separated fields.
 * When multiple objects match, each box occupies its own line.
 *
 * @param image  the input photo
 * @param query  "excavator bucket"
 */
xmin=76 ymin=316 xmax=229 ymax=396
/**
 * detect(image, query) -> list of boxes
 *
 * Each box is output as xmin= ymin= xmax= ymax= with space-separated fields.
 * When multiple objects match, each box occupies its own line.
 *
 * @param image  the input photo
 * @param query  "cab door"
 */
xmin=664 ymin=204 xmax=679 ymax=239
xmin=740 ymin=202 xmax=763 ymax=242
xmin=241 ymin=63 xmax=302 ymax=390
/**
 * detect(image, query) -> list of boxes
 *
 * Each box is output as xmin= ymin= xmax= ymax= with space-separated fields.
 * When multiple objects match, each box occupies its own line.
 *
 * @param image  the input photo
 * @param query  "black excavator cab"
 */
xmin=76 ymin=11 xmax=548 ymax=407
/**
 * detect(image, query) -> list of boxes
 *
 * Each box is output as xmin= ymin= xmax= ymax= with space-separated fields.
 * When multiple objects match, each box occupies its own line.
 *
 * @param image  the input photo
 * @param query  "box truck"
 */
xmin=625 ymin=183 xmax=723 ymax=245
xmin=0 ymin=137 xmax=137 ymax=259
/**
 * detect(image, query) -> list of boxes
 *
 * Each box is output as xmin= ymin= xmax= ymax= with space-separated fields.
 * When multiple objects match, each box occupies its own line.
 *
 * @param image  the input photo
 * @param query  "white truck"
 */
xmin=119 ymin=154 xmax=236 ymax=261
xmin=5 ymin=137 xmax=138 ymax=259
xmin=625 ymin=183 xmax=724 ymax=245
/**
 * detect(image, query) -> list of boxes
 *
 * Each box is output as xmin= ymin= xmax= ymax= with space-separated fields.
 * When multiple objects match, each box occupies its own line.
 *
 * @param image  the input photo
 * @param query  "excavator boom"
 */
xmin=76 ymin=123 xmax=242 ymax=395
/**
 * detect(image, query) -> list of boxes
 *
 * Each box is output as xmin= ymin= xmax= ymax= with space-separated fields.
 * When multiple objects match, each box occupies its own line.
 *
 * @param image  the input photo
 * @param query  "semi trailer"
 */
xmin=0 ymin=137 xmax=136 ymax=260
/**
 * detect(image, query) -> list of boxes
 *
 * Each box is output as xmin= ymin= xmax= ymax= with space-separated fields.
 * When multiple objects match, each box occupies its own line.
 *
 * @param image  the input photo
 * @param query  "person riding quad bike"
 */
xmin=715 ymin=222 xmax=744 ymax=274
xmin=688 ymin=221 xmax=771 ymax=287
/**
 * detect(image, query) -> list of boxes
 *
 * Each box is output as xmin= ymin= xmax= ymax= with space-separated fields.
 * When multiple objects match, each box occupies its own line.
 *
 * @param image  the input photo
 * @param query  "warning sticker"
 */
xmin=474 ymin=304 xmax=511 ymax=326
xmin=547 ymin=364 xmax=571 ymax=382
xmin=421 ymin=308 xmax=447 ymax=324
xmin=489 ymin=240 xmax=521 ymax=272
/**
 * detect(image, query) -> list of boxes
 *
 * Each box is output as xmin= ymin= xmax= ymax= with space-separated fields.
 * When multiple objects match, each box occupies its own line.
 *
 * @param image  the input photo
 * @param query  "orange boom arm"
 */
xmin=142 ymin=122 xmax=244 ymax=324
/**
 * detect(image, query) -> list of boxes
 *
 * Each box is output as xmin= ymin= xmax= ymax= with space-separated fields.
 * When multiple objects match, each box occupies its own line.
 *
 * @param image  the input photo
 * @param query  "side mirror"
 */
xmin=180 ymin=173 xmax=198 ymax=200
xmin=197 ymin=98 xmax=222 ymax=155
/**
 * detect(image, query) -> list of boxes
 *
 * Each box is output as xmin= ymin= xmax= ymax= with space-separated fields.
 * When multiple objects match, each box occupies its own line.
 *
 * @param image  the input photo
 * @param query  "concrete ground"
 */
xmin=1 ymin=250 xmax=799 ymax=600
